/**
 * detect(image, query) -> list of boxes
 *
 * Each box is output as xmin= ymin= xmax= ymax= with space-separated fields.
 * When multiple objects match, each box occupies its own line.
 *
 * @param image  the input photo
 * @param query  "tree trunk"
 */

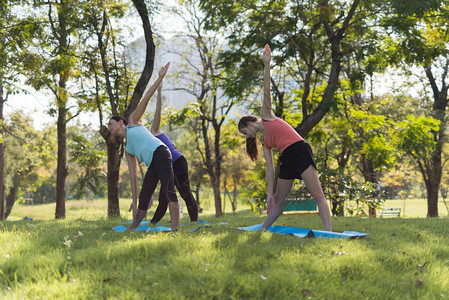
xmin=426 ymin=180 xmax=439 ymax=217
xmin=4 ymin=177 xmax=19 ymax=219
xmin=425 ymin=144 xmax=442 ymax=217
xmin=55 ymin=105 xmax=67 ymax=219
xmin=211 ymin=176 xmax=222 ymax=217
xmin=0 ymin=89 xmax=4 ymax=220
xmin=297 ymin=0 xmax=360 ymax=137
xmin=127 ymin=0 xmax=156 ymax=116
xmin=54 ymin=2 xmax=70 ymax=220
xmin=422 ymin=64 xmax=447 ymax=217
xmin=213 ymin=124 xmax=223 ymax=217
xmin=107 ymin=140 xmax=121 ymax=217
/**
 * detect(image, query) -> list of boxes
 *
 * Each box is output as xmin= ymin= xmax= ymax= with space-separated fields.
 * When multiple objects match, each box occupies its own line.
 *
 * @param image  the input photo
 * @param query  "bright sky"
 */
xmin=5 ymin=87 xmax=100 ymax=130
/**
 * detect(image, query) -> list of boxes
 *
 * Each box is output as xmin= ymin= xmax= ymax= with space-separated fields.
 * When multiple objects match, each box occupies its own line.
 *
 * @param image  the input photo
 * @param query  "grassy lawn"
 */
xmin=1 ymin=199 xmax=448 ymax=299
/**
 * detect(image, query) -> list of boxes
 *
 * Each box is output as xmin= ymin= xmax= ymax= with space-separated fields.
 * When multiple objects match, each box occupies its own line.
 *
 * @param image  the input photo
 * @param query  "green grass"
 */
xmin=1 ymin=199 xmax=449 ymax=299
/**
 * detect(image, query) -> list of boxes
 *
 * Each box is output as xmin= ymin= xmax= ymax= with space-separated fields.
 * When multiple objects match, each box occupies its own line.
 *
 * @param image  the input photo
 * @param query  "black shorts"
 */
xmin=278 ymin=141 xmax=317 ymax=180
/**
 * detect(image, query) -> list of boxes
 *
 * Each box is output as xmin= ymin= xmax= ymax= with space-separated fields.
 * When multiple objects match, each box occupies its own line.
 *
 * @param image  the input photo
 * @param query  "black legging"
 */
xmin=151 ymin=156 xmax=198 ymax=223
xmin=138 ymin=146 xmax=178 ymax=210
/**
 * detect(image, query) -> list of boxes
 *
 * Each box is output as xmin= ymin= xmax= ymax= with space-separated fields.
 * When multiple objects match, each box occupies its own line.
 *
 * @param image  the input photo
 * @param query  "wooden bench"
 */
xmin=379 ymin=208 xmax=401 ymax=218
xmin=282 ymin=198 xmax=319 ymax=216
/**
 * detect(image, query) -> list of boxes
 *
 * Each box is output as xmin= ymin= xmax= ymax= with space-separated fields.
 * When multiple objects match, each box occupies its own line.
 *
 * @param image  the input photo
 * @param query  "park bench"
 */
xmin=282 ymin=197 xmax=319 ymax=216
xmin=379 ymin=207 xmax=401 ymax=218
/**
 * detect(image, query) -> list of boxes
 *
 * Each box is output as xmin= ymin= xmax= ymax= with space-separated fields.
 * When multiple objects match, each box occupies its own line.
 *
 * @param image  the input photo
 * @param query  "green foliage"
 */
xmin=4 ymin=111 xmax=56 ymax=200
xmin=0 ymin=0 xmax=41 ymax=98
xmin=320 ymin=168 xmax=384 ymax=215
xmin=69 ymin=130 xmax=107 ymax=199
xmin=348 ymin=107 xmax=396 ymax=169
xmin=165 ymin=102 xmax=202 ymax=128
xmin=394 ymin=115 xmax=440 ymax=159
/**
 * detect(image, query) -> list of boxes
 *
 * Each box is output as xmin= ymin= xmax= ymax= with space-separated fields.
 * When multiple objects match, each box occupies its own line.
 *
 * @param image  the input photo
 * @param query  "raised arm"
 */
xmin=261 ymin=44 xmax=276 ymax=121
xmin=128 ymin=62 xmax=170 ymax=126
xmin=150 ymin=82 xmax=163 ymax=136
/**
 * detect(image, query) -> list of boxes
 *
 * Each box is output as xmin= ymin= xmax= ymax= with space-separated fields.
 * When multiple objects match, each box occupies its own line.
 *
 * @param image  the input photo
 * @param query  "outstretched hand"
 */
xmin=159 ymin=62 xmax=170 ymax=78
xmin=262 ymin=44 xmax=271 ymax=65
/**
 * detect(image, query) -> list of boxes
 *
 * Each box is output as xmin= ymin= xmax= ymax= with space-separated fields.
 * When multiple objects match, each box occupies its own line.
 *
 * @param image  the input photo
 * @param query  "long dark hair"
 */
xmin=110 ymin=115 xmax=128 ymax=125
xmin=238 ymin=115 xmax=259 ymax=161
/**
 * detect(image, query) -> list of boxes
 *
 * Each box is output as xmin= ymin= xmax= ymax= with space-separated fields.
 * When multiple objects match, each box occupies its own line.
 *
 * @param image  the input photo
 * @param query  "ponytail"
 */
xmin=239 ymin=115 xmax=259 ymax=161
xmin=246 ymin=137 xmax=258 ymax=161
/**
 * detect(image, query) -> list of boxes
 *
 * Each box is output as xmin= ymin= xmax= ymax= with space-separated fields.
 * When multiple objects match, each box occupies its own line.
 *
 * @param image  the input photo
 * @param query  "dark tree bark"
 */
xmin=4 ymin=176 xmax=20 ymax=219
xmin=0 ymin=88 xmax=4 ymax=220
xmin=54 ymin=5 xmax=70 ymax=219
xmin=55 ymin=104 xmax=68 ymax=219
xmin=127 ymin=0 xmax=156 ymax=118
xmin=420 ymin=63 xmax=448 ymax=217
xmin=296 ymin=0 xmax=361 ymax=137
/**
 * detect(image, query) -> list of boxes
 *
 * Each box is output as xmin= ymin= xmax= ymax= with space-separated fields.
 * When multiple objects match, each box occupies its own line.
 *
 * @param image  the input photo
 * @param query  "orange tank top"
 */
xmin=262 ymin=118 xmax=303 ymax=153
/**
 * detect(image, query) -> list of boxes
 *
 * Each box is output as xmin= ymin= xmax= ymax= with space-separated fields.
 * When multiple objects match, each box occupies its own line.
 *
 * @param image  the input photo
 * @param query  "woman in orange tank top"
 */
xmin=238 ymin=45 xmax=331 ymax=232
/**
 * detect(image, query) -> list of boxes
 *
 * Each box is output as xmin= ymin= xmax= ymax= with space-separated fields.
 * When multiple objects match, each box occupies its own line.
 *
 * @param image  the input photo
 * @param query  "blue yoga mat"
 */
xmin=112 ymin=225 xmax=127 ymax=232
xmin=237 ymin=224 xmax=368 ymax=239
xmin=112 ymin=224 xmax=172 ymax=233
xmin=112 ymin=220 xmax=225 ymax=233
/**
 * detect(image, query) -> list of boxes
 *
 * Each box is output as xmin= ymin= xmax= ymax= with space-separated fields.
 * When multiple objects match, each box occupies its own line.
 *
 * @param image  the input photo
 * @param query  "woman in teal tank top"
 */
xmin=107 ymin=62 xmax=180 ymax=231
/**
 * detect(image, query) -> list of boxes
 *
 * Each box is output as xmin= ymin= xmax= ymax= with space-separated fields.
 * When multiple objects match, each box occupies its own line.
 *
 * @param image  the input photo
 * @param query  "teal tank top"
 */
xmin=125 ymin=125 xmax=164 ymax=167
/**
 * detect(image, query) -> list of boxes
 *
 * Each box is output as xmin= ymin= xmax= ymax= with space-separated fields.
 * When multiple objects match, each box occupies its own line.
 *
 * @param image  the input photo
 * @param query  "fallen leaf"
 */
xmin=102 ymin=277 xmax=117 ymax=282
xmin=417 ymin=233 xmax=421 ymax=238
xmin=302 ymin=289 xmax=312 ymax=296
xmin=260 ymin=275 xmax=267 ymax=280
xmin=416 ymin=279 xmax=423 ymax=287
xmin=74 ymin=231 xmax=83 ymax=238
xmin=332 ymin=252 xmax=347 ymax=256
